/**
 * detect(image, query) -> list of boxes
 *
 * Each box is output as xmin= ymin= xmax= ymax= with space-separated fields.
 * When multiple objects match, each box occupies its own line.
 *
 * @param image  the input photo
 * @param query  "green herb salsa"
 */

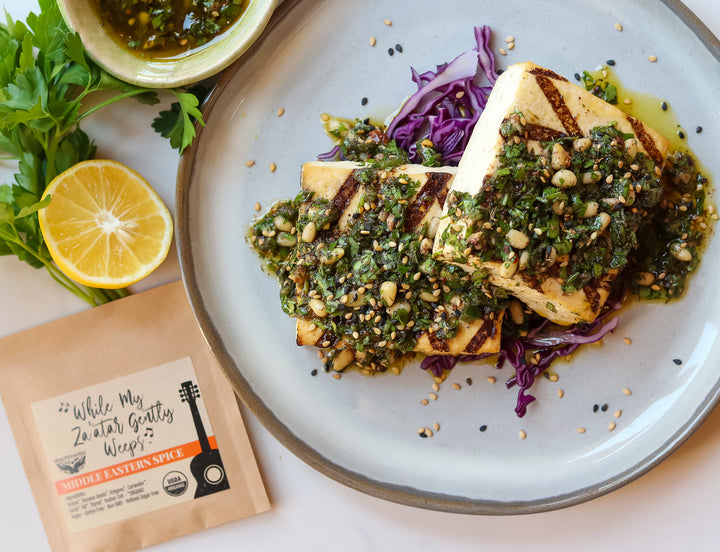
xmin=96 ymin=0 xmax=249 ymax=57
xmin=249 ymin=125 xmax=506 ymax=373
xmin=249 ymin=114 xmax=713 ymax=373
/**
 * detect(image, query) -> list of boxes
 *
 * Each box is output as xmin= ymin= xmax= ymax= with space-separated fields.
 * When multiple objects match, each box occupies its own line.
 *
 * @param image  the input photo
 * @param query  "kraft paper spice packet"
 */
xmin=0 ymin=281 xmax=270 ymax=552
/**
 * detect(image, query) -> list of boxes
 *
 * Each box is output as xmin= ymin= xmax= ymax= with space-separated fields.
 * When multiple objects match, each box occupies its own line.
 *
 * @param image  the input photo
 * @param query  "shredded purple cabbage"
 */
xmin=420 ymin=310 xmax=620 ymax=417
xmin=385 ymin=25 xmax=498 ymax=164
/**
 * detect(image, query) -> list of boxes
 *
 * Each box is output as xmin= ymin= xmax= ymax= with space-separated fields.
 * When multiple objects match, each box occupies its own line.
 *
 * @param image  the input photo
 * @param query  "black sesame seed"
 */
xmin=466 ymin=377 xmax=473 ymax=386
xmin=661 ymin=101 xmax=668 ymax=111
xmin=673 ymin=358 xmax=683 ymax=365
xmin=311 ymin=368 xmax=318 ymax=376
xmin=362 ymin=118 xmax=370 ymax=125
xmin=388 ymin=47 xmax=394 ymax=56
xmin=593 ymin=404 xmax=599 ymax=413
xmin=606 ymin=59 xmax=616 ymax=66
xmin=696 ymin=126 xmax=703 ymax=134
xmin=479 ymin=425 xmax=487 ymax=432
xmin=419 ymin=431 xmax=428 ymax=438
xmin=678 ymin=130 xmax=685 ymax=139
xmin=361 ymin=97 xmax=368 ymax=106
xmin=601 ymin=403 xmax=608 ymax=412
xmin=574 ymin=72 xmax=581 ymax=81
xmin=497 ymin=69 xmax=504 ymax=75
xmin=395 ymin=43 xmax=403 ymax=53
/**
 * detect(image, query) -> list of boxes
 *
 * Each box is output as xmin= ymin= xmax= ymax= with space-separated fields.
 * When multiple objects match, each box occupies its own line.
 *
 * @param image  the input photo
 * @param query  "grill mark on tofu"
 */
xmin=427 ymin=332 xmax=450 ymax=352
xmin=524 ymin=123 xmax=567 ymax=142
xmin=534 ymin=75 xmax=583 ymax=136
xmin=626 ymin=115 xmax=664 ymax=164
xmin=404 ymin=172 xmax=452 ymax=232
xmin=331 ymin=173 xmax=362 ymax=213
xmin=528 ymin=66 xmax=569 ymax=82
xmin=463 ymin=316 xmax=499 ymax=354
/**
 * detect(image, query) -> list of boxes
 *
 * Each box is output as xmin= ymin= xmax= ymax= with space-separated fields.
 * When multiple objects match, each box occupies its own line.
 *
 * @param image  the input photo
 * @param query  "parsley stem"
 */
xmin=76 ymin=89 xmax=154 ymax=123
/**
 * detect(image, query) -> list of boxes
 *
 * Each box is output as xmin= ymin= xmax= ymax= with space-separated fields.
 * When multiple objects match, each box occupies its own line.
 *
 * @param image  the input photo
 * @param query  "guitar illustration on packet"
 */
xmin=178 ymin=380 xmax=230 ymax=497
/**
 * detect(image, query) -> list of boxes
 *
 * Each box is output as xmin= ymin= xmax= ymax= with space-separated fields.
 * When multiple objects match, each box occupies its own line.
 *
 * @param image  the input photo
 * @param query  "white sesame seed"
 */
xmin=499 ymin=48 xmax=507 ymax=56
xmin=648 ymin=55 xmax=657 ymax=62
xmin=519 ymin=430 xmax=527 ymax=439
xmin=246 ymin=160 xmax=256 ymax=167
xmin=576 ymin=427 xmax=586 ymax=434
xmin=608 ymin=422 xmax=617 ymax=431
xmin=623 ymin=387 xmax=632 ymax=396
xmin=615 ymin=409 xmax=622 ymax=418
xmin=269 ymin=162 xmax=277 ymax=172
xmin=277 ymin=107 xmax=285 ymax=117
xmin=624 ymin=337 xmax=632 ymax=345
xmin=254 ymin=202 xmax=261 ymax=211
xmin=369 ymin=36 xmax=376 ymax=47
xmin=614 ymin=22 xmax=623 ymax=31
xmin=505 ymin=35 xmax=515 ymax=43
xmin=383 ymin=19 xmax=392 ymax=26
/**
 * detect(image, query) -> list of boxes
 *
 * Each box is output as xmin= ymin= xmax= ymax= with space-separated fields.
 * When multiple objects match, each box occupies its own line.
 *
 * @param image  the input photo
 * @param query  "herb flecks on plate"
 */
xmin=0 ymin=0 xmax=204 ymax=306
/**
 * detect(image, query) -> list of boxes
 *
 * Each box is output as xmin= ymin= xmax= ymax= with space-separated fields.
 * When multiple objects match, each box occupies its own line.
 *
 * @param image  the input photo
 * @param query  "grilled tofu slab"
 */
xmin=293 ymin=161 xmax=503 ymax=370
xmin=434 ymin=61 xmax=670 ymax=325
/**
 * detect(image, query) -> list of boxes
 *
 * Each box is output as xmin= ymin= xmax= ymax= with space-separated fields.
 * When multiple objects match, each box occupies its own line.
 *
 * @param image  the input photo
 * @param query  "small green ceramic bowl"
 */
xmin=57 ymin=0 xmax=278 ymax=88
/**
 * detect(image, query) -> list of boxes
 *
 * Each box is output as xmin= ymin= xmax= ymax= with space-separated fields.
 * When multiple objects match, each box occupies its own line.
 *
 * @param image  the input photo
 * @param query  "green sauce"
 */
xmin=96 ymin=0 xmax=249 ymax=58
xmin=248 ymin=139 xmax=506 ymax=373
xmin=443 ymin=119 xmax=664 ymax=294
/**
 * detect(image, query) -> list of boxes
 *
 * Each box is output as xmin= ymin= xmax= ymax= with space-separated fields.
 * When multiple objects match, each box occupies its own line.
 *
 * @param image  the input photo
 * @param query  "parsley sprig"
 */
xmin=0 ymin=0 xmax=205 ymax=305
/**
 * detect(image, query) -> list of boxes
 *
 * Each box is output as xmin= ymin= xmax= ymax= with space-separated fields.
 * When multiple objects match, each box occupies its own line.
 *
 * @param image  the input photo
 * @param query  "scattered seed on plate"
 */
xmin=614 ymin=22 xmax=623 ymax=31
xmin=615 ymin=409 xmax=622 ymax=418
xmin=661 ymin=101 xmax=668 ymax=111
xmin=253 ymin=202 xmax=261 ymax=211
xmin=487 ymin=376 xmax=496 ymax=384
xmin=310 ymin=368 xmax=317 ymax=376
xmin=648 ymin=55 xmax=657 ymax=62
xmin=593 ymin=404 xmax=599 ymax=413
xmin=433 ymin=423 xmax=440 ymax=431
xmin=507 ymin=42 xmax=515 ymax=50
xmin=519 ymin=430 xmax=527 ymax=439
xmin=432 ymin=382 xmax=439 ymax=392
xmin=321 ymin=113 xmax=330 ymax=121
xmin=601 ymin=403 xmax=608 ymax=412
xmin=479 ymin=424 xmax=487 ymax=432
xmin=395 ymin=43 xmax=403 ymax=53
xmin=420 ymin=399 xmax=429 ymax=405
xmin=269 ymin=162 xmax=277 ymax=172
xmin=624 ymin=337 xmax=632 ymax=345
xmin=622 ymin=387 xmax=632 ymax=396
xmin=574 ymin=72 xmax=581 ymax=81
xmin=383 ymin=19 xmax=392 ymax=26
xmin=505 ymin=35 xmax=515 ymax=43
xmin=418 ymin=430 xmax=428 ymax=438
xmin=576 ymin=427 xmax=586 ymax=434
xmin=499 ymin=48 xmax=507 ymax=56
xmin=369 ymin=36 xmax=376 ymax=47
xmin=466 ymin=378 xmax=473 ymax=386
xmin=606 ymin=59 xmax=616 ymax=66
xmin=361 ymin=97 xmax=368 ymax=106
xmin=388 ymin=47 xmax=394 ymax=56
xmin=673 ymin=358 xmax=683 ymax=365
xmin=557 ymin=389 xmax=564 ymax=398
xmin=678 ymin=130 xmax=685 ymax=139
xmin=549 ymin=373 xmax=559 ymax=382
xmin=696 ymin=126 xmax=703 ymax=133
xmin=277 ymin=107 xmax=285 ymax=117
xmin=246 ymin=160 xmax=256 ymax=167
xmin=429 ymin=392 xmax=438 ymax=401
xmin=608 ymin=422 xmax=617 ymax=431
xmin=452 ymin=383 xmax=461 ymax=390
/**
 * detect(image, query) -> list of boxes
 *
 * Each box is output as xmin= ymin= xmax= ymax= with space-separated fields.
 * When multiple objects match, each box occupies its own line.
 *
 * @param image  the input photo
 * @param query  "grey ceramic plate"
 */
xmin=177 ymin=0 xmax=720 ymax=514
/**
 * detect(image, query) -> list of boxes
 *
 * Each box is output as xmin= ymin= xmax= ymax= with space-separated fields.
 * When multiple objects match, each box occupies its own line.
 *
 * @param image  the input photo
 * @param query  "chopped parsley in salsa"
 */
xmin=96 ymin=0 xmax=249 ymax=56
xmin=249 ymin=117 xmax=712 ymax=374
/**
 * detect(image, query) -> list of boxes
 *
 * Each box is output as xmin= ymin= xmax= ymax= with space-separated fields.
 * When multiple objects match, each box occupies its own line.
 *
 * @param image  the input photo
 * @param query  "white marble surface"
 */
xmin=1 ymin=1 xmax=719 ymax=550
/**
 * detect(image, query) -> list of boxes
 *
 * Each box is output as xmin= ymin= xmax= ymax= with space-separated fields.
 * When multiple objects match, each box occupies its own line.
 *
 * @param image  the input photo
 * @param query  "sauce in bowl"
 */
xmin=96 ymin=0 xmax=250 ymax=58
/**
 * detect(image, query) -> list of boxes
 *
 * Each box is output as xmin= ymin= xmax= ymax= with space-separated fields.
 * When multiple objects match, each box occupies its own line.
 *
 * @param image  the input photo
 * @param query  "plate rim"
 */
xmin=176 ymin=0 xmax=720 ymax=515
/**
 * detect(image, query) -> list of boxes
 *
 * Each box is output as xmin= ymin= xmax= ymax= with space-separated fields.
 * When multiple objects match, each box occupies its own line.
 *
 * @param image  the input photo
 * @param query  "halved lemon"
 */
xmin=38 ymin=159 xmax=173 ymax=289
